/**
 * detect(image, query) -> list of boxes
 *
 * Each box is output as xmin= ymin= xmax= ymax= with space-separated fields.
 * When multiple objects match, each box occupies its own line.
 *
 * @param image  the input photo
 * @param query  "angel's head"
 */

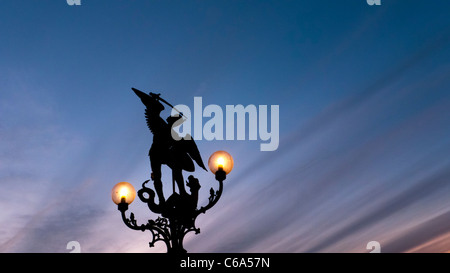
xmin=148 ymin=97 xmax=165 ymax=113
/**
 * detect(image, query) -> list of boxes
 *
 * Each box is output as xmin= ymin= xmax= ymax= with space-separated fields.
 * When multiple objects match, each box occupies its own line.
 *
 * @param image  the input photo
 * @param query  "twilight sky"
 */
xmin=1 ymin=0 xmax=450 ymax=253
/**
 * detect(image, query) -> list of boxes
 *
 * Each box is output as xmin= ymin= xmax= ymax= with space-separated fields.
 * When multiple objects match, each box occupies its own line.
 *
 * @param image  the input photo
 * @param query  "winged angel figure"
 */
xmin=132 ymin=88 xmax=207 ymax=206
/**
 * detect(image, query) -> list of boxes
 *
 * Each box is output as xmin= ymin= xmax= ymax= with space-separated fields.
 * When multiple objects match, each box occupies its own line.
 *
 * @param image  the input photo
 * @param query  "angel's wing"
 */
xmin=145 ymin=108 xmax=169 ymax=135
xmin=133 ymin=88 xmax=161 ymax=108
xmin=133 ymin=88 xmax=167 ymax=135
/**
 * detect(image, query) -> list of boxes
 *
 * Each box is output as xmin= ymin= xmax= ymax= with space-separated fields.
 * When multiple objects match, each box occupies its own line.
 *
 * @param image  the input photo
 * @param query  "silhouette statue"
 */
xmin=117 ymin=87 xmax=227 ymax=254
xmin=132 ymin=88 xmax=207 ymax=208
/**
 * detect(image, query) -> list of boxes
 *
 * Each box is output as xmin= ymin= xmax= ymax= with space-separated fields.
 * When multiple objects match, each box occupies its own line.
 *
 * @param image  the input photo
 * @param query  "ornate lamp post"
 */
xmin=111 ymin=88 xmax=233 ymax=253
xmin=112 ymin=151 xmax=233 ymax=253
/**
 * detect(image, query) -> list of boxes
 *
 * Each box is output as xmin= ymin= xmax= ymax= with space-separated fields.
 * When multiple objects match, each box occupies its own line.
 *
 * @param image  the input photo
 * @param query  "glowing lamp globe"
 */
xmin=111 ymin=182 xmax=136 ymax=205
xmin=208 ymin=151 xmax=234 ymax=175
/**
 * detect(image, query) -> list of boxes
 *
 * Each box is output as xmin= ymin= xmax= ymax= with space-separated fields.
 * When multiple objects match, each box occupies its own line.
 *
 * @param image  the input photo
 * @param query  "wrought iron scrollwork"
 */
xmin=118 ymin=171 xmax=225 ymax=253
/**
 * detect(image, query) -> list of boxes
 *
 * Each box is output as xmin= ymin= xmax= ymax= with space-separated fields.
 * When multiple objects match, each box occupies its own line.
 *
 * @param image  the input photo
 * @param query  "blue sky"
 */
xmin=0 ymin=0 xmax=449 ymax=252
